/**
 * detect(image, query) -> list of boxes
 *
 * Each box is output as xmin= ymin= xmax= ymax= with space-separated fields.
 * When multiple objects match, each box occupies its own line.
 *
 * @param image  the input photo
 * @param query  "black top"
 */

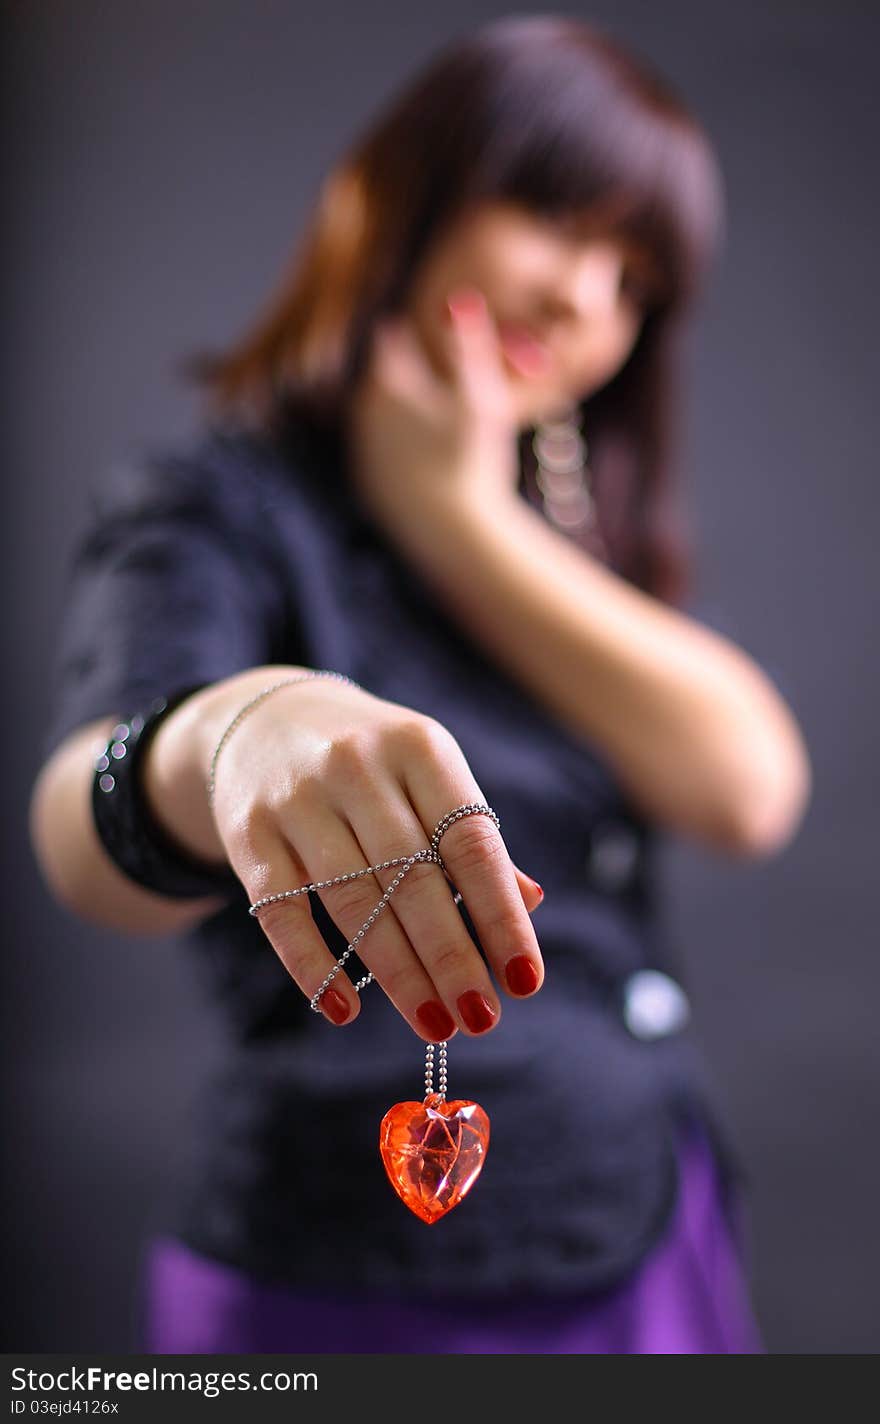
xmin=41 ymin=417 xmax=747 ymax=1300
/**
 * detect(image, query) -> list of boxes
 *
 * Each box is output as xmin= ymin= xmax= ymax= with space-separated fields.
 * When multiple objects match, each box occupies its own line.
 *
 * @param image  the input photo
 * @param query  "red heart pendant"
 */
xmin=379 ymin=1091 xmax=491 ymax=1223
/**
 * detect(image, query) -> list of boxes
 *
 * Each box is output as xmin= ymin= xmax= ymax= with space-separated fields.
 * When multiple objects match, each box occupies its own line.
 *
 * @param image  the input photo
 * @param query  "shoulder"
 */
xmin=82 ymin=420 xmax=329 ymax=557
xmin=96 ymin=422 xmax=291 ymax=512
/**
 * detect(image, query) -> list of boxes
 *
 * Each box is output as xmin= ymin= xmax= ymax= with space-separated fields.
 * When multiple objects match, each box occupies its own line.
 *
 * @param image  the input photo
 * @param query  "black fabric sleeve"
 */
xmin=39 ymin=442 xmax=288 ymax=764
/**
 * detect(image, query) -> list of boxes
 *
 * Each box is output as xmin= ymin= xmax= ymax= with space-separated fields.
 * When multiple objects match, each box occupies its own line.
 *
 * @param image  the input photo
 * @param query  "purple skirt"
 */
xmin=136 ymin=1114 xmax=766 ymax=1354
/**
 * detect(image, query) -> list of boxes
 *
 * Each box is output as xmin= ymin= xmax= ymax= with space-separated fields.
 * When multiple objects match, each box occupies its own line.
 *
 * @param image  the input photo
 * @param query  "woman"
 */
xmin=30 ymin=15 xmax=810 ymax=1353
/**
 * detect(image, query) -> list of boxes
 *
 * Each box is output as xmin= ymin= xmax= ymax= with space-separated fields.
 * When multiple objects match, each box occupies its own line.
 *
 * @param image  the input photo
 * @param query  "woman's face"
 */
xmin=404 ymin=199 xmax=657 ymax=428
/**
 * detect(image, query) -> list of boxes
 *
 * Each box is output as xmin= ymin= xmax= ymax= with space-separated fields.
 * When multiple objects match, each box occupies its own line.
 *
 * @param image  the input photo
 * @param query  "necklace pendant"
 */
xmin=380 ymin=1035 xmax=489 ymax=1223
xmin=379 ymin=1091 xmax=491 ymax=1223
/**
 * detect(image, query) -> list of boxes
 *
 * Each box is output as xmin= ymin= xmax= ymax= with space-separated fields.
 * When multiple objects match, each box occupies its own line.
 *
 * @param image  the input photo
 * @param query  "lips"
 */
xmin=497 ymin=322 xmax=552 ymax=378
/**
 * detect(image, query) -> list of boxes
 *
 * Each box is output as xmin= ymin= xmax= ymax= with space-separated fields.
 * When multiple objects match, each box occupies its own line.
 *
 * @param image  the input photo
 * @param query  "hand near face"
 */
xmin=347 ymin=286 xmax=523 ymax=531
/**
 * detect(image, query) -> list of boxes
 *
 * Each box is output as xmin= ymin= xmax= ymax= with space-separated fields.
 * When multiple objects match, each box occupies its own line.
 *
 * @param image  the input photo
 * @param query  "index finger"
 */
xmin=403 ymin=738 xmax=545 ymax=1001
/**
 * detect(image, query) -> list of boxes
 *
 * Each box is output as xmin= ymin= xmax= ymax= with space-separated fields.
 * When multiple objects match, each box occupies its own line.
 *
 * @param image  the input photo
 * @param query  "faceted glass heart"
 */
xmin=379 ymin=1092 xmax=491 ymax=1223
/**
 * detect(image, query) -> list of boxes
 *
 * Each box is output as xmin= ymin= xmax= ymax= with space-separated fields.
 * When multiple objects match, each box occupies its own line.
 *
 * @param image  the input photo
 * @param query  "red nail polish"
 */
xmin=321 ymin=987 xmax=351 ymax=1025
xmin=456 ymin=989 xmax=497 ymax=1033
xmin=505 ymin=954 xmax=540 ymax=996
xmin=416 ymin=999 xmax=456 ymax=1041
xmin=447 ymin=288 xmax=485 ymax=321
xmin=527 ymin=879 xmax=544 ymax=903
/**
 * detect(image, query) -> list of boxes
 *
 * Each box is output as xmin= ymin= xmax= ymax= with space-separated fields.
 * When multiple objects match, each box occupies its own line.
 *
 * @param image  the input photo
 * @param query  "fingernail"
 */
xmin=525 ymin=877 xmax=544 ymax=903
xmin=505 ymin=954 xmax=540 ymax=996
xmin=416 ymin=999 xmax=456 ymax=1041
xmin=321 ymin=987 xmax=351 ymax=1025
xmin=447 ymin=288 xmax=485 ymax=321
xmin=456 ymin=989 xmax=497 ymax=1033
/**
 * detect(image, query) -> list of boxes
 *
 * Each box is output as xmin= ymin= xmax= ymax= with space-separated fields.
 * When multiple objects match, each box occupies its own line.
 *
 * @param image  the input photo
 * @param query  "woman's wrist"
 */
xmin=138 ymin=684 xmax=231 ymax=868
xmin=141 ymin=664 xmax=327 ymax=869
xmin=139 ymin=669 xmax=275 ymax=866
xmin=397 ymin=488 xmax=527 ymax=624
xmin=380 ymin=477 xmax=518 ymax=588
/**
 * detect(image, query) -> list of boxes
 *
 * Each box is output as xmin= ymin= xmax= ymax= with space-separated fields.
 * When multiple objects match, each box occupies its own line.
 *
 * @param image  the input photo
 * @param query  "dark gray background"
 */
xmin=3 ymin=1 xmax=877 ymax=1354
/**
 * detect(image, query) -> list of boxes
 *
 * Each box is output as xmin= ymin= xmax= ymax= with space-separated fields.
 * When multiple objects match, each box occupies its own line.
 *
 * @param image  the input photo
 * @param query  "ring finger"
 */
xmin=284 ymin=798 xmax=462 ymax=1042
xmin=343 ymin=772 xmax=508 ymax=1037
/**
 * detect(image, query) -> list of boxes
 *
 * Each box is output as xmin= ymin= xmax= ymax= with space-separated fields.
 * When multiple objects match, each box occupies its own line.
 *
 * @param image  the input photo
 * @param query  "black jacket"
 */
xmin=41 ymin=418 xmax=746 ymax=1299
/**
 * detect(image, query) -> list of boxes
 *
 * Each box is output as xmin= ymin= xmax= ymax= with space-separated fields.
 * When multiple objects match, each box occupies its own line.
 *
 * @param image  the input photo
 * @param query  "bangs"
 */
xmin=459 ymin=26 xmax=725 ymax=311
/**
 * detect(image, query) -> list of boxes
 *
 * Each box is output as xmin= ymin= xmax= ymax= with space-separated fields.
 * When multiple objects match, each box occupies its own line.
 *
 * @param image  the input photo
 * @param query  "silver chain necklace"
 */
xmin=532 ymin=403 xmax=609 ymax=561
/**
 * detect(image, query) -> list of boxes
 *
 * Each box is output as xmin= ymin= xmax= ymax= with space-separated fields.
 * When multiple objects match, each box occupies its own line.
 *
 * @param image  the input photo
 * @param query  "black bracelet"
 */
xmin=91 ymin=685 xmax=243 ymax=900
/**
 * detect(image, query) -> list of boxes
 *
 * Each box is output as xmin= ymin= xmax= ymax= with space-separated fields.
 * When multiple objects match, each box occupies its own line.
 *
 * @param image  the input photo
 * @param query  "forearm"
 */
xmin=28 ymin=665 xmax=300 ymax=936
xmin=28 ymin=713 xmax=230 ymax=936
xmin=386 ymin=489 xmax=812 ymax=854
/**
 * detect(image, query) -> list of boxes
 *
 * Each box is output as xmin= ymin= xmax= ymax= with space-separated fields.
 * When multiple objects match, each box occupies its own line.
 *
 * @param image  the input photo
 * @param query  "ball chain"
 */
xmin=250 ymin=800 xmax=501 ymax=1102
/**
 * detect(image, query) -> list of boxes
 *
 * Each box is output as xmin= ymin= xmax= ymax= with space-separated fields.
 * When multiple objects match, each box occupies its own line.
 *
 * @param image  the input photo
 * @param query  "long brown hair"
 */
xmin=181 ymin=14 xmax=725 ymax=605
